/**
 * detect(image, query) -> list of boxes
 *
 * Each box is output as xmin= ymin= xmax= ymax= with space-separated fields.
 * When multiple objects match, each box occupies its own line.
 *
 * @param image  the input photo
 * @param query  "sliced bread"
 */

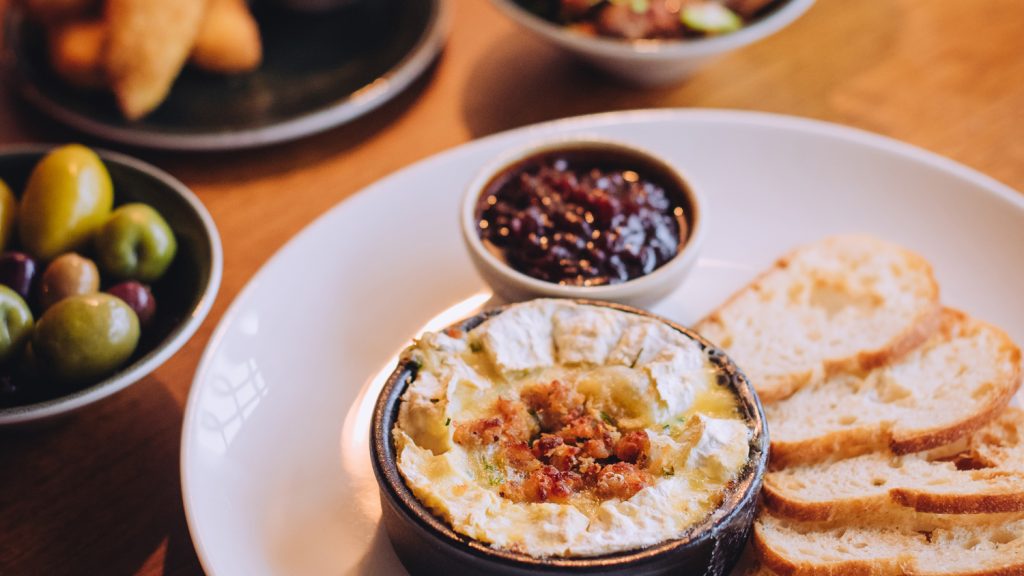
xmin=763 ymin=408 xmax=1024 ymax=520
xmin=765 ymin=308 xmax=1021 ymax=468
xmin=753 ymin=510 xmax=1024 ymax=576
xmin=696 ymin=235 xmax=941 ymax=402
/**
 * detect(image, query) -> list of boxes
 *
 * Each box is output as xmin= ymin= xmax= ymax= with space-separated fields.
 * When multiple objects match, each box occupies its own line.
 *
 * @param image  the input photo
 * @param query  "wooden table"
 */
xmin=1 ymin=0 xmax=1022 ymax=573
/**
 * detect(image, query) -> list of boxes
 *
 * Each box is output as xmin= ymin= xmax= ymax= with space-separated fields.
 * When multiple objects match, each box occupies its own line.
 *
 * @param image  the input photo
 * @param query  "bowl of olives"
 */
xmin=0 ymin=144 xmax=221 ymax=425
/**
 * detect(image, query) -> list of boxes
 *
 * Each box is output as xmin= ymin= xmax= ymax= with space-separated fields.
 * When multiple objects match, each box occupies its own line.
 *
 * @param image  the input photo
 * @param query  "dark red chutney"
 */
xmin=476 ymin=149 xmax=690 ymax=286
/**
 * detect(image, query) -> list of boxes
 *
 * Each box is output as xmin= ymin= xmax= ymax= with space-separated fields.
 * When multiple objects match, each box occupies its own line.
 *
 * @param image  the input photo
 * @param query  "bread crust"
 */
xmin=752 ymin=522 xmax=908 ymax=576
xmin=847 ymin=299 xmax=942 ymax=375
xmin=890 ymin=488 xmax=1024 ymax=515
xmin=753 ymin=516 xmax=1024 ymax=576
xmin=764 ymin=479 xmax=1024 ymax=520
xmin=696 ymin=236 xmax=942 ymax=404
xmin=770 ymin=426 xmax=888 ymax=470
xmin=768 ymin=309 xmax=1021 ymax=469
xmin=890 ymin=332 xmax=1020 ymax=456
xmin=761 ymin=482 xmax=881 ymax=522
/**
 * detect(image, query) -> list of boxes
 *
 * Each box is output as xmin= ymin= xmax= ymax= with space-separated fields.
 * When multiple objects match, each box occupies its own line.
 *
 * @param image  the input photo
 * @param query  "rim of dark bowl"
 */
xmin=0 ymin=144 xmax=222 ymax=425
xmin=371 ymin=298 xmax=768 ymax=571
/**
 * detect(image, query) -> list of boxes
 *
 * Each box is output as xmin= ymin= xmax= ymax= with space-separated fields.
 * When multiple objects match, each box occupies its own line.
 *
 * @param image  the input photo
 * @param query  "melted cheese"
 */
xmin=395 ymin=299 xmax=751 ymax=557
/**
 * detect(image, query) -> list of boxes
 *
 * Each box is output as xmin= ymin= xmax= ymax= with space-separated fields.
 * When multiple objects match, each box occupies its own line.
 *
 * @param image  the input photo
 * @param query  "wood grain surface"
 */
xmin=1 ymin=0 xmax=1022 ymax=574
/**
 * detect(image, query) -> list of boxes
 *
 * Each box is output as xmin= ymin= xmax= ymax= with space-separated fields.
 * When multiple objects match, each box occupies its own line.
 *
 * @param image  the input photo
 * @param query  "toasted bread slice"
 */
xmin=696 ymin=235 xmax=941 ymax=402
xmin=766 ymin=309 xmax=1020 ymax=468
xmin=753 ymin=510 xmax=1024 ymax=576
xmin=764 ymin=408 xmax=1024 ymax=520
xmin=104 ymin=0 xmax=208 ymax=119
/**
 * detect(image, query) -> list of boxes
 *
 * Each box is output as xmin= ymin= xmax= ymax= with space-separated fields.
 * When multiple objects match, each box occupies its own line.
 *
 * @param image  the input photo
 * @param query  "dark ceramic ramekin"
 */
xmin=370 ymin=300 xmax=768 ymax=576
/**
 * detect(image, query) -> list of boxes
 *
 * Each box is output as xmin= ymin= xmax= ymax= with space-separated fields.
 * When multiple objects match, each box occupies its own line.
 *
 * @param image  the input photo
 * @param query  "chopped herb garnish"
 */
xmin=662 ymin=424 xmax=671 ymax=431
xmin=630 ymin=348 xmax=644 ymax=368
xmin=478 ymin=456 xmax=504 ymax=486
xmin=469 ymin=341 xmax=483 ymax=353
xmin=600 ymin=411 xmax=616 ymax=426
xmin=445 ymin=417 xmax=451 ymax=426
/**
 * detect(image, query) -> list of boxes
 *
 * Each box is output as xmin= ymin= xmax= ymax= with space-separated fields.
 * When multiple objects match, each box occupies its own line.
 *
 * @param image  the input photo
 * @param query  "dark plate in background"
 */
xmin=3 ymin=0 xmax=447 ymax=150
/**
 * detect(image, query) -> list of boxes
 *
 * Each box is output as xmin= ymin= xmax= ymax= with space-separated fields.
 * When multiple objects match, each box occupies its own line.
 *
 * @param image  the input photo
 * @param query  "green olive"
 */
xmin=0 ymin=285 xmax=33 ymax=365
xmin=33 ymin=293 xmax=140 ymax=386
xmin=94 ymin=203 xmax=177 ymax=282
xmin=0 ymin=178 xmax=17 ymax=253
xmin=19 ymin=144 xmax=114 ymax=261
xmin=39 ymin=252 xmax=100 ymax=310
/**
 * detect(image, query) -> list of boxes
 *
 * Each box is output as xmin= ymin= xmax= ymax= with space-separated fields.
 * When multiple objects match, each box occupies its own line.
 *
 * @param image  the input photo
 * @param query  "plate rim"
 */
xmin=180 ymin=108 xmax=1024 ymax=575
xmin=3 ymin=0 xmax=450 ymax=151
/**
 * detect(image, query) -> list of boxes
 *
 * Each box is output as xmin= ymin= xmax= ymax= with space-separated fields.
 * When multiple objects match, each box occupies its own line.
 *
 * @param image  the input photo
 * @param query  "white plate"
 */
xmin=181 ymin=109 xmax=1024 ymax=575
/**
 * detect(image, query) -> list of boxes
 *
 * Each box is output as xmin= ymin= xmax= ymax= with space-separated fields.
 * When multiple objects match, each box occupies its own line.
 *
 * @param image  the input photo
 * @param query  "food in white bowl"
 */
xmin=489 ymin=0 xmax=816 ymax=85
xmin=392 ymin=299 xmax=754 ymax=557
xmin=518 ymin=0 xmax=786 ymax=41
xmin=461 ymin=137 xmax=704 ymax=307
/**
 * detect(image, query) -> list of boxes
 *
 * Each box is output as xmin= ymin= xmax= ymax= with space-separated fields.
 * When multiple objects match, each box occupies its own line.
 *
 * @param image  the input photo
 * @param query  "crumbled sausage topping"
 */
xmin=454 ymin=380 xmax=654 ymax=503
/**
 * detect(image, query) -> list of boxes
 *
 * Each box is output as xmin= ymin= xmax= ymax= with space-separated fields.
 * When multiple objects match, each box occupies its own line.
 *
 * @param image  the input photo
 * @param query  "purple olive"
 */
xmin=107 ymin=281 xmax=156 ymax=329
xmin=0 ymin=252 xmax=38 ymax=301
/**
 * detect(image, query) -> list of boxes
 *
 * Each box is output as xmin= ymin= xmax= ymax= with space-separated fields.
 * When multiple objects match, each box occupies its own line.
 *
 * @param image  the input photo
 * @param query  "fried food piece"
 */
xmin=18 ymin=0 xmax=99 ymax=24
xmin=47 ymin=19 xmax=107 ymax=88
xmin=104 ymin=0 xmax=208 ymax=120
xmin=190 ymin=0 xmax=262 ymax=74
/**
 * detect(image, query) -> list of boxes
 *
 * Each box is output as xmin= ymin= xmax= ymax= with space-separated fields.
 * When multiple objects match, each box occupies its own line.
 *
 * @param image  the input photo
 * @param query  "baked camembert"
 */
xmin=393 ymin=300 xmax=751 ymax=557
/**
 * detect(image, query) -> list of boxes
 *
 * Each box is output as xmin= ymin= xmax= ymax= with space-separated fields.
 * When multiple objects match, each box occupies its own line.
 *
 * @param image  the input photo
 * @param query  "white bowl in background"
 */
xmin=489 ymin=0 xmax=816 ymax=85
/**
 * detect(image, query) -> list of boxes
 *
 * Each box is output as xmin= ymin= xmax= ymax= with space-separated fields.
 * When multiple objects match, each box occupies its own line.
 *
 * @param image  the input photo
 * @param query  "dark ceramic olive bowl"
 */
xmin=371 ymin=299 xmax=768 ymax=576
xmin=0 ymin=146 xmax=222 ymax=426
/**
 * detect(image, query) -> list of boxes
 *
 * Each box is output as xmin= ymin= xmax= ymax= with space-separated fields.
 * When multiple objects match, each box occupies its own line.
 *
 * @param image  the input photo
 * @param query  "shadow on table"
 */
xmin=352 ymin=521 xmax=406 ymax=574
xmin=460 ymin=31 xmax=681 ymax=138
xmin=0 ymin=379 xmax=202 ymax=576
